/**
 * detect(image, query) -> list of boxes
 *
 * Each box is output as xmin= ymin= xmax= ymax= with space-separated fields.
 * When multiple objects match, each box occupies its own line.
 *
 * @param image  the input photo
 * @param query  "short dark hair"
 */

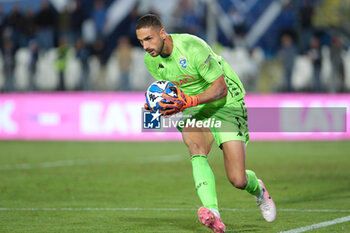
xmin=136 ymin=14 xmax=164 ymax=30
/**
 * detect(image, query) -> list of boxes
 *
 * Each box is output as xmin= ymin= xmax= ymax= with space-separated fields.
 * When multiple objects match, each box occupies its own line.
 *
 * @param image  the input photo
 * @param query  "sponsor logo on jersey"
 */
xmin=171 ymin=75 xmax=195 ymax=86
xmin=178 ymin=57 xmax=187 ymax=69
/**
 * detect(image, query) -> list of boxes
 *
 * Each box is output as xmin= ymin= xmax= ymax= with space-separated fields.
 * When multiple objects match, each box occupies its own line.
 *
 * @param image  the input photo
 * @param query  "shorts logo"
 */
xmin=143 ymin=110 xmax=161 ymax=129
xmin=178 ymin=57 xmax=187 ymax=69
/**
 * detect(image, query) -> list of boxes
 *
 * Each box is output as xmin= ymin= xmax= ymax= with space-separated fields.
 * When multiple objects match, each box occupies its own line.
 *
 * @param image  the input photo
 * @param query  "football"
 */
xmin=145 ymin=80 xmax=177 ymax=112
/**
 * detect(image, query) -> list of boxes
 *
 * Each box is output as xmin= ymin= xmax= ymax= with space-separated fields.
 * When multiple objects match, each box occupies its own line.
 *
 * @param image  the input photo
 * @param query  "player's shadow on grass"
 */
xmin=124 ymin=216 xmax=201 ymax=232
xmin=225 ymin=223 xmax=264 ymax=233
xmin=124 ymin=216 xmax=264 ymax=232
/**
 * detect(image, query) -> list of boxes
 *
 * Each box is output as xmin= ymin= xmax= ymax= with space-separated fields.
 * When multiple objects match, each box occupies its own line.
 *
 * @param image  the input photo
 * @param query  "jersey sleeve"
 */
xmin=191 ymin=38 xmax=224 ymax=83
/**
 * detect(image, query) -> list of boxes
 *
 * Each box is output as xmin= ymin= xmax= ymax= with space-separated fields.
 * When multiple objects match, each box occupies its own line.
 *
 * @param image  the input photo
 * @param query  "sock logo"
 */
xmin=196 ymin=181 xmax=208 ymax=190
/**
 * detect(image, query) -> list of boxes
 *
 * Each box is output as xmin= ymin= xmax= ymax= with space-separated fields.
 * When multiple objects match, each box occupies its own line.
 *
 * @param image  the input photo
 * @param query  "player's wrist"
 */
xmin=191 ymin=95 xmax=199 ymax=107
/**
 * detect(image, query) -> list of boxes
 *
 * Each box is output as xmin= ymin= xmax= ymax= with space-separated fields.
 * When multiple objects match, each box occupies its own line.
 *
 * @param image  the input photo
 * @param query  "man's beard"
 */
xmin=158 ymin=39 xmax=165 ymax=56
xmin=151 ymin=39 xmax=165 ymax=57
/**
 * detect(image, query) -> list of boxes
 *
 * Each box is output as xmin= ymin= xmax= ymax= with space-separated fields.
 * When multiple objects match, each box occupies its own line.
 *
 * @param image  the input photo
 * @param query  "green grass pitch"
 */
xmin=0 ymin=141 xmax=350 ymax=233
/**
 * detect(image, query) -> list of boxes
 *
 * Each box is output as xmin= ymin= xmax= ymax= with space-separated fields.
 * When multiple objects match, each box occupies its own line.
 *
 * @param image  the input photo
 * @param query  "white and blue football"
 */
xmin=146 ymin=80 xmax=177 ymax=112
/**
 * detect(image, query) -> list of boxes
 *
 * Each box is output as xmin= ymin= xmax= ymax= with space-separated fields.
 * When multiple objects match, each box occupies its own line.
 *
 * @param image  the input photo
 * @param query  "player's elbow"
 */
xmin=214 ymin=83 xmax=227 ymax=100
xmin=216 ymin=75 xmax=228 ymax=99
xmin=212 ymin=75 xmax=228 ymax=100
xmin=219 ymin=84 xmax=228 ymax=99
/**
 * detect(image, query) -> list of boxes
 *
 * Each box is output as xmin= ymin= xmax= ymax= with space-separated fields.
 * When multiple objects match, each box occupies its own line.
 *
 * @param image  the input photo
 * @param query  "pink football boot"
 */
xmin=198 ymin=207 xmax=226 ymax=233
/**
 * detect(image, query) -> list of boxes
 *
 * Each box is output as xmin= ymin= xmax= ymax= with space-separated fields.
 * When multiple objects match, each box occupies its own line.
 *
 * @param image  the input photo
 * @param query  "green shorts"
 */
xmin=179 ymin=99 xmax=249 ymax=148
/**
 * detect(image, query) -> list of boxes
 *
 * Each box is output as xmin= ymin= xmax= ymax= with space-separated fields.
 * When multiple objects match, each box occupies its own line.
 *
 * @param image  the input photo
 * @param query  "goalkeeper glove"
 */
xmin=144 ymin=92 xmax=153 ymax=112
xmin=144 ymin=103 xmax=152 ymax=111
xmin=159 ymin=86 xmax=199 ymax=116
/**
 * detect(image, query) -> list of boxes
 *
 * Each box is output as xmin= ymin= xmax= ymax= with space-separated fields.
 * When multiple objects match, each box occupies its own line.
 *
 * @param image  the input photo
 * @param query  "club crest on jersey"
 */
xmin=178 ymin=57 xmax=187 ymax=69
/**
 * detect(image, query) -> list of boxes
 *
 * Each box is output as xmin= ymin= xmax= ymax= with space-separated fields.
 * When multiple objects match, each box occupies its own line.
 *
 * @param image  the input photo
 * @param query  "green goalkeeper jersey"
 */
xmin=144 ymin=33 xmax=245 ymax=108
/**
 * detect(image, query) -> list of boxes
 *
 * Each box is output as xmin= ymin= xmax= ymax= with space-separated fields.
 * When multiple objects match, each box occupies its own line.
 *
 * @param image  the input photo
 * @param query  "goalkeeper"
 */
xmin=136 ymin=14 xmax=276 ymax=233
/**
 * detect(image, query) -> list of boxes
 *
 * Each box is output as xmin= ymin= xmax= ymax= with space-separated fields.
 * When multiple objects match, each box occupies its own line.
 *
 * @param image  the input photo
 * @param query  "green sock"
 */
xmin=190 ymin=155 xmax=218 ymax=210
xmin=245 ymin=170 xmax=261 ymax=197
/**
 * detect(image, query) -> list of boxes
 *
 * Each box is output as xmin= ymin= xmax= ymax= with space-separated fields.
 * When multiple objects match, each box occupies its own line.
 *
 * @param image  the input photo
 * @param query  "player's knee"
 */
xmin=187 ymin=142 xmax=207 ymax=156
xmin=228 ymin=176 xmax=247 ymax=190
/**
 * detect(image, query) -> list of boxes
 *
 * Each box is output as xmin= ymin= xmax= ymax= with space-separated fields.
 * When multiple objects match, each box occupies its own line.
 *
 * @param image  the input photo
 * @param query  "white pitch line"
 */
xmin=0 ymin=208 xmax=349 ymax=213
xmin=0 ymin=159 xmax=93 ymax=170
xmin=222 ymin=208 xmax=350 ymax=213
xmin=144 ymin=154 xmax=184 ymax=163
xmin=282 ymin=209 xmax=350 ymax=213
xmin=0 ymin=155 xmax=184 ymax=171
xmin=0 ymin=207 xmax=196 ymax=212
xmin=280 ymin=215 xmax=350 ymax=233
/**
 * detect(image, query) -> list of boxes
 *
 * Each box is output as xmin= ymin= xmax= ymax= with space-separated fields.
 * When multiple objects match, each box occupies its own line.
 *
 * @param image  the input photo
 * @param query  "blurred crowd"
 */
xmin=276 ymin=1 xmax=348 ymax=93
xmin=0 ymin=0 xmax=349 ymax=93
xmin=0 ymin=0 xmax=116 ymax=92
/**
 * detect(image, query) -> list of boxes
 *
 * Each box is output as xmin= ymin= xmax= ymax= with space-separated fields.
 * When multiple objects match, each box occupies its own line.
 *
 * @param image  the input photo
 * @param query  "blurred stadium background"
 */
xmin=0 ymin=0 xmax=350 ymax=232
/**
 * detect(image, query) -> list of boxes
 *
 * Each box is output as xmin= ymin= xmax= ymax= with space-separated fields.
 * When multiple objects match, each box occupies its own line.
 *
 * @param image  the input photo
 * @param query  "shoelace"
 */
xmin=256 ymin=188 xmax=272 ymax=213
xmin=256 ymin=188 xmax=265 ymax=206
